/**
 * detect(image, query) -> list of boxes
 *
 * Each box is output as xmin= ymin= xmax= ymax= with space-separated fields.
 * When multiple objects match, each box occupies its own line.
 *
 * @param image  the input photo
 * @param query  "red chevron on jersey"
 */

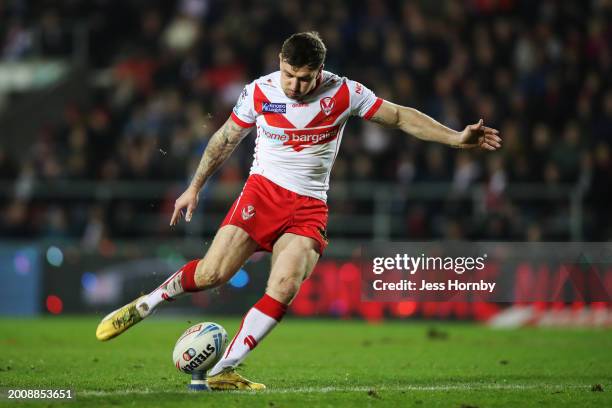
xmin=305 ymin=82 xmax=349 ymax=128
xmin=231 ymin=70 xmax=382 ymax=201
xmin=254 ymin=84 xmax=296 ymax=128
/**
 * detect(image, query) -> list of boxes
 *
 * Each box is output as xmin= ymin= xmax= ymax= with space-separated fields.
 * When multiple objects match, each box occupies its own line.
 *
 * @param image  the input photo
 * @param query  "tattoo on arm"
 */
xmin=190 ymin=118 xmax=248 ymax=190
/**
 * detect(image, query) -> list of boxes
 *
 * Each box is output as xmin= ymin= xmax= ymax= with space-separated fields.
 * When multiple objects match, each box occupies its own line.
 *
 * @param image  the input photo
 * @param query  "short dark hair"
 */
xmin=281 ymin=32 xmax=327 ymax=69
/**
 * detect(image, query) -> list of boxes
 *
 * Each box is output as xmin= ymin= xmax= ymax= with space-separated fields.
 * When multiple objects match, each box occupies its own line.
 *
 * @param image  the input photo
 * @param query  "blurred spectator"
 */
xmin=0 ymin=0 xmax=610 ymax=241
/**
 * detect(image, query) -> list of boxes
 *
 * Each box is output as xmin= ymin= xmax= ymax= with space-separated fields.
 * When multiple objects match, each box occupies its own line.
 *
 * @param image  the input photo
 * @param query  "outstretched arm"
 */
xmin=170 ymin=117 xmax=251 ymax=225
xmin=369 ymin=100 xmax=502 ymax=150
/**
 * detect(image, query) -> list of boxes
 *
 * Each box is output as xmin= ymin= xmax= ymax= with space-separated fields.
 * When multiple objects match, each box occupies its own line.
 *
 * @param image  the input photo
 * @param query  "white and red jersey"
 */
xmin=231 ymin=70 xmax=382 ymax=201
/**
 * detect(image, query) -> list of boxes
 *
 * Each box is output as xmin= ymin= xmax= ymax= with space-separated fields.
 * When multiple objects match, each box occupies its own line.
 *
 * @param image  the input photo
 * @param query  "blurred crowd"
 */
xmin=0 ymin=0 xmax=611 ymax=243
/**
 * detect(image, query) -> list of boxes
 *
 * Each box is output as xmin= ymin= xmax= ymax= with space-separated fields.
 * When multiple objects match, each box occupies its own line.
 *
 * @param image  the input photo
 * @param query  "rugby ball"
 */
xmin=172 ymin=322 xmax=229 ymax=373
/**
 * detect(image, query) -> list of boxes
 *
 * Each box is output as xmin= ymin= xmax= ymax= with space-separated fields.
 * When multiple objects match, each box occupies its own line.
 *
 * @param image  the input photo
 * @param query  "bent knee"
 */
xmin=266 ymin=277 xmax=302 ymax=304
xmin=195 ymin=259 xmax=231 ymax=289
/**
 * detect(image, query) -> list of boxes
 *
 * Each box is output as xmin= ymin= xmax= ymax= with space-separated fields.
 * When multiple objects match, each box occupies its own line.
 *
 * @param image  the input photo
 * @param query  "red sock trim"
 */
xmin=179 ymin=260 xmax=200 ymax=292
xmin=253 ymin=294 xmax=288 ymax=322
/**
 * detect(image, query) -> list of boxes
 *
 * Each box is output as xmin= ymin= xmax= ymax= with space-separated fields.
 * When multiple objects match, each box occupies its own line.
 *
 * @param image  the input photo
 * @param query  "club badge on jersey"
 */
xmin=320 ymin=97 xmax=335 ymax=116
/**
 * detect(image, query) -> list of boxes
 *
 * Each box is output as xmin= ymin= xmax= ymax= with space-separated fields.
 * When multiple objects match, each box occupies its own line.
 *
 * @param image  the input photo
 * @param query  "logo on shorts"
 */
xmin=320 ymin=97 xmax=335 ymax=116
xmin=241 ymin=205 xmax=255 ymax=220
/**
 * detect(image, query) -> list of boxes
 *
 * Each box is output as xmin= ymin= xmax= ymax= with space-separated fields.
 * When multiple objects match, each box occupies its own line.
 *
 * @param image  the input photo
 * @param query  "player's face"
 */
xmin=279 ymin=55 xmax=322 ymax=100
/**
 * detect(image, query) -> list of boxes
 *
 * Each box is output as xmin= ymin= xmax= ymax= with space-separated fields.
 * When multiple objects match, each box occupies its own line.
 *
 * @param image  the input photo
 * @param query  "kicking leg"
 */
xmin=96 ymin=225 xmax=257 ymax=341
xmin=142 ymin=225 xmax=258 ymax=309
xmin=207 ymin=233 xmax=319 ymax=390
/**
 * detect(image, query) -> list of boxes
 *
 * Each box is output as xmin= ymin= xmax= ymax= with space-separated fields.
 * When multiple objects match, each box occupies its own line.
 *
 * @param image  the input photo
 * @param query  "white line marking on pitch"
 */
xmin=78 ymin=383 xmax=590 ymax=396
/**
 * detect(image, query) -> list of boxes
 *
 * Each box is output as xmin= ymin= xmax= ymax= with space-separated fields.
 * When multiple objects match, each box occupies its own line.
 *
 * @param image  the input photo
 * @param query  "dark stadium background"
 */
xmin=0 ymin=0 xmax=610 ymax=322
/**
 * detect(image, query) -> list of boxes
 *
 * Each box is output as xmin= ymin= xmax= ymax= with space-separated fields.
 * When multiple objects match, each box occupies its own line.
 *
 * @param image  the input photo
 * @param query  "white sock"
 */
xmin=142 ymin=272 xmax=182 ymax=309
xmin=139 ymin=260 xmax=200 ymax=314
xmin=208 ymin=294 xmax=287 ymax=376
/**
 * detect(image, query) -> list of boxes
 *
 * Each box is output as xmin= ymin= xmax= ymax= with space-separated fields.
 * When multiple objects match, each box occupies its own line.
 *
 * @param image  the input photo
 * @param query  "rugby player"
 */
xmin=96 ymin=32 xmax=502 ymax=390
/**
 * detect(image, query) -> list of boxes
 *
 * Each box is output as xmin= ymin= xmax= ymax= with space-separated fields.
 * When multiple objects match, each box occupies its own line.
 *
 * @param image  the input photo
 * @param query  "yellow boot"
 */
xmin=207 ymin=369 xmax=266 ymax=391
xmin=95 ymin=296 xmax=149 ymax=341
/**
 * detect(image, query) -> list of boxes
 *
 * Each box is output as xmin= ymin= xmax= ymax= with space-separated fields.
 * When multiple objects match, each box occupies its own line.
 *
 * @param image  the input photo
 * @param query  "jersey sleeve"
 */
xmin=348 ymin=79 xmax=383 ymax=120
xmin=231 ymin=82 xmax=257 ymax=128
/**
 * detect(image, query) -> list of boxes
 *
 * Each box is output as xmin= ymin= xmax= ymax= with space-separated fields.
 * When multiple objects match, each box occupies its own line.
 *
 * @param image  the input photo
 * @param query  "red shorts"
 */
xmin=221 ymin=174 xmax=329 ymax=254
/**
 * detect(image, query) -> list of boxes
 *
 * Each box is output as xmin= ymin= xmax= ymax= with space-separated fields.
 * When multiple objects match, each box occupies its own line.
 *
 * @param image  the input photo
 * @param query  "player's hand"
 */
xmin=458 ymin=119 xmax=502 ymax=151
xmin=170 ymin=186 xmax=199 ymax=226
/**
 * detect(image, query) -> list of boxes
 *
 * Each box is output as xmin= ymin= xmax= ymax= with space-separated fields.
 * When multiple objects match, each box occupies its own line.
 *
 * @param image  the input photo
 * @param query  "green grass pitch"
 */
xmin=0 ymin=316 xmax=610 ymax=407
